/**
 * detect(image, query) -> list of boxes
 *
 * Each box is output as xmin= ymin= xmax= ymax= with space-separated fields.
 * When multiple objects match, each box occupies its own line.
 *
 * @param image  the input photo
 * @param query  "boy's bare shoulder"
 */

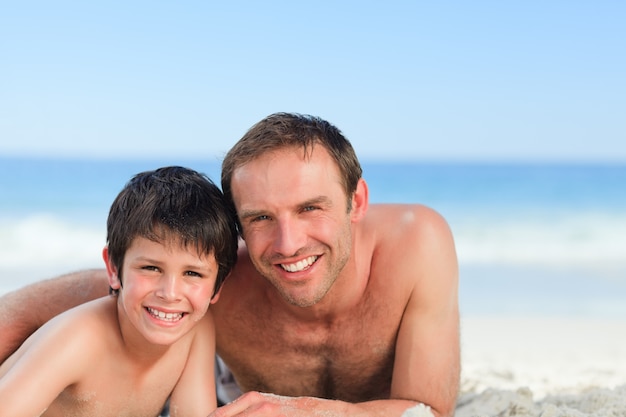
xmin=49 ymin=297 xmax=117 ymax=355
xmin=52 ymin=296 xmax=118 ymax=333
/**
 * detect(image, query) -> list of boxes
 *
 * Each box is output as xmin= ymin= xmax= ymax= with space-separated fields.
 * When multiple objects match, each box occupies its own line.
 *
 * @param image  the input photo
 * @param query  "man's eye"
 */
xmin=303 ymin=206 xmax=317 ymax=212
xmin=253 ymin=215 xmax=270 ymax=222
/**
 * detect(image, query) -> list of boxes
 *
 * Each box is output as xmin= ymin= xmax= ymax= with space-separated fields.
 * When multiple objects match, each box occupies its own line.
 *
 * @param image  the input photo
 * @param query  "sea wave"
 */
xmin=2 ymin=211 xmax=625 ymax=271
xmin=0 ymin=214 xmax=105 ymax=266
xmin=1 ymin=212 xmax=625 ymax=310
xmin=452 ymin=211 xmax=626 ymax=270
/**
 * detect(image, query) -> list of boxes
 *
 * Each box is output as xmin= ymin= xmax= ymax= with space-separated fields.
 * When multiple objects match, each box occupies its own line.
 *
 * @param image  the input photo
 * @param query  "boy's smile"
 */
xmin=146 ymin=307 xmax=184 ymax=322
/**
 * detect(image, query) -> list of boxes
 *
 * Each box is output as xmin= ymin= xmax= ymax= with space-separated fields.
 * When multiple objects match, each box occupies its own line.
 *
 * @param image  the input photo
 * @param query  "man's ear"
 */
xmin=350 ymin=178 xmax=369 ymax=222
xmin=102 ymin=247 xmax=121 ymax=291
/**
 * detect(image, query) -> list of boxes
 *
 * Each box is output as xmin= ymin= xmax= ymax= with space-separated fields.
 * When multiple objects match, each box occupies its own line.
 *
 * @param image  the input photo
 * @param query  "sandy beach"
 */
xmin=455 ymin=316 xmax=626 ymax=416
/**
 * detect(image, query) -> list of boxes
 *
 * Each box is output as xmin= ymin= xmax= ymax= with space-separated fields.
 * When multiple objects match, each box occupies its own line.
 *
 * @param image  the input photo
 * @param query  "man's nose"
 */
xmin=273 ymin=218 xmax=306 ymax=257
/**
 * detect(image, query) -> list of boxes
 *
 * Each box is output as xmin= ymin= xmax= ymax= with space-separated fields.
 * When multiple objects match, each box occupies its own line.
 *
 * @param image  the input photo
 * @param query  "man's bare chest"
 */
xmin=216 ymin=301 xmax=402 ymax=401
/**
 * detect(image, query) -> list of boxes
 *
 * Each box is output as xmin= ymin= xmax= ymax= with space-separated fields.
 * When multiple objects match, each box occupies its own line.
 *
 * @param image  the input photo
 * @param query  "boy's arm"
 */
xmin=169 ymin=312 xmax=218 ymax=416
xmin=0 ymin=269 xmax=109 ymax=362
xmin=0 ymin=308 xmax=94 ymax=416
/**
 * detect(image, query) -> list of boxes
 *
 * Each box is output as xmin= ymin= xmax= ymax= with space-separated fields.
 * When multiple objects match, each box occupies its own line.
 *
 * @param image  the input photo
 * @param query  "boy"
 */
xmin=0 ymin=166 xmax=238 ymax=417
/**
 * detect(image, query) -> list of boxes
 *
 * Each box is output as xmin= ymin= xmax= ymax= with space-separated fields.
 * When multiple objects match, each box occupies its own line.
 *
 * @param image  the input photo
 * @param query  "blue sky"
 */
xmin=1 ymin=1 xmax=624 ymax=162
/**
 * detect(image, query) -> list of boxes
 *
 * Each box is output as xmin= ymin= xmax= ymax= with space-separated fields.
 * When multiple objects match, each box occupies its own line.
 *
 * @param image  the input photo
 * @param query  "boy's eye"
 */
xmin=142 ymin=265 xmax=160 ymax=272
xmin=185 ymin=271 xmax=202 ymax=278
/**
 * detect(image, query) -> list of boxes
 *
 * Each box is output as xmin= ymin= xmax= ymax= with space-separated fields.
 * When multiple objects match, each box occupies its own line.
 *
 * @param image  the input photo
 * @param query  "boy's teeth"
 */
xmin=281 ymin=256 xmax=318 ymax=272
xmin=147 ymin=307 xmax=183 ymax=322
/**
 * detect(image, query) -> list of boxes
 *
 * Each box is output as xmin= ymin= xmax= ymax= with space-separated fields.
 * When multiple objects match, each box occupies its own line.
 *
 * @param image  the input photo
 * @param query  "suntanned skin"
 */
xmin=0 ymin=147 xmax=460 ymax=417
xmin=0 ymin=238 xmax=219 ymax=417
xmin=210 ymin=147 xmax=459 ymax=417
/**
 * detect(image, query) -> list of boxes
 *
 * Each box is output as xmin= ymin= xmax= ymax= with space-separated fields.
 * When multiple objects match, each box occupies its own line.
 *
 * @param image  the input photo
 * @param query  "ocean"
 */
xmin=1 ymin=157 xmax=625 ymax=318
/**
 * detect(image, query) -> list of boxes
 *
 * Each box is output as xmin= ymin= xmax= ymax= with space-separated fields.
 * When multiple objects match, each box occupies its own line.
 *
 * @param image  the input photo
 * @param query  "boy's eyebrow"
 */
xmin=133 ymin=256 xmax=215 ymax=271
xmin=133 ymin=255 xmax=160 ymax=263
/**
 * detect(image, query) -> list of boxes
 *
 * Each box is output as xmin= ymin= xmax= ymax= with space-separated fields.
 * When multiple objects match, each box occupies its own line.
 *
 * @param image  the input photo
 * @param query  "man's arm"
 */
xmin=390 ymin=206 xmax=460 ymax=417
xmin=0 ymin=269 xmax=109 ymax=362
xmin=210 ymin=393 xmax=427 ymax=417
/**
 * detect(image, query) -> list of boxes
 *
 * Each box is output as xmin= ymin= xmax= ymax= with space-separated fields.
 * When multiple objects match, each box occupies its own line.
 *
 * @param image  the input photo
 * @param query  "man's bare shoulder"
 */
xmin=213 ymin=247 xmax=268 ymax=319
xmin=364 ymin=203 xmax=452 ymax=242
xmin=364 ymin=204 xmax=457 ymax=287
xmin=222 ymin=246 xmax=264 ymax=289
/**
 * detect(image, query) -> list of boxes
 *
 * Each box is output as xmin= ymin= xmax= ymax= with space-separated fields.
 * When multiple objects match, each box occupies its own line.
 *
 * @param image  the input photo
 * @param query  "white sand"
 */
xmin=456 ymin=317 xmax=626 ymax=416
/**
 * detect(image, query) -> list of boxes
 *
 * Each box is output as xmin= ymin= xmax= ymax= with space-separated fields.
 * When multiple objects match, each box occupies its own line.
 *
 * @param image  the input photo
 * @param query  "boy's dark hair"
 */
xmin=106 ymin=166 xmax=238 ymax=296
xmin=221 ymin=112 xmax=363 ymax=234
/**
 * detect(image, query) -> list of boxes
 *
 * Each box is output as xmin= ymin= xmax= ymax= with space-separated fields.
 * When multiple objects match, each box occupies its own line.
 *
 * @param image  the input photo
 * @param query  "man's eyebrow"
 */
xmin=238 ymin=209 xmax=267 ymax=221
xmin=300 ymin=196 xmax=332 ymax=208
xmin=238 ymin=196 xmax=333 ymax=220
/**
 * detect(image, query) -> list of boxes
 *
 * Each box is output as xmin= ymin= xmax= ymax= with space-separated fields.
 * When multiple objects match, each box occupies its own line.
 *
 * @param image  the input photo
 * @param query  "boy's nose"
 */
xmin=156 ymin=274 xmax=183 ymax=301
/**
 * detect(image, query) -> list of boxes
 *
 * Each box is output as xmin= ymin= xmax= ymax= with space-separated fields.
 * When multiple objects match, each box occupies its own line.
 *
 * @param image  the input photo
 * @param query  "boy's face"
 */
xmin=105 ymin=236 xmax=219 ymax=346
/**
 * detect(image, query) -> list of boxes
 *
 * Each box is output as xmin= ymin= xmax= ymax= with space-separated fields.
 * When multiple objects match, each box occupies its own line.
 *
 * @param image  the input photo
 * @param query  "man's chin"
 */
xmin=277 ymin=286 xmax=328 ymax=308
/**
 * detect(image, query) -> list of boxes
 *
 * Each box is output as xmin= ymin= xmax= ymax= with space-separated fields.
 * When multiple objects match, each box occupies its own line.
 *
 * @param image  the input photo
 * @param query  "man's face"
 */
xmin=230 ymin=146 xmax=354 ymax=307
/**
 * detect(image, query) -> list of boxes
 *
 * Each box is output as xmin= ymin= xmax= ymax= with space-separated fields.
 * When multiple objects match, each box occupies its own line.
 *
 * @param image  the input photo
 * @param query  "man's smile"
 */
xmin=280 ymin=255 xmax=319 ymax=272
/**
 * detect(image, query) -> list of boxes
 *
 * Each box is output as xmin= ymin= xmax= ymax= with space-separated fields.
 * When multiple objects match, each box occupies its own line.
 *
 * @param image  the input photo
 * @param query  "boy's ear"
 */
xmin=350 ymin=178 xmax=369 ymax=222
xmin=209 ymin=285 xmax=222 ymax=305
xmin=102 ymin=247 xmax=121 ymax=290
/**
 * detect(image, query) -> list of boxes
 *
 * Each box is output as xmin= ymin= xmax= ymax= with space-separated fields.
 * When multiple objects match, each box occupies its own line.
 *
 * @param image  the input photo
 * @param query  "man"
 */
xmin=0 ymin=113 xmax=460 ymax=417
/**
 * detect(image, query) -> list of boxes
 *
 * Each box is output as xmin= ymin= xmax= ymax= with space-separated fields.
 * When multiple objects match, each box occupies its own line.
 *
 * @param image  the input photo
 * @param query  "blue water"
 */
xmin=2 ymin=157 xmax=625 ymax=317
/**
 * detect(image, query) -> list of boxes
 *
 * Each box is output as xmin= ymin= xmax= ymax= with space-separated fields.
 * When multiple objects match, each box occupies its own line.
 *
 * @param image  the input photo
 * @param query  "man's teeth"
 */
xmin=147 ymin=307 xmax=183 ymax=322
xmin=281 ymin=256 xmax=318 ymax=272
